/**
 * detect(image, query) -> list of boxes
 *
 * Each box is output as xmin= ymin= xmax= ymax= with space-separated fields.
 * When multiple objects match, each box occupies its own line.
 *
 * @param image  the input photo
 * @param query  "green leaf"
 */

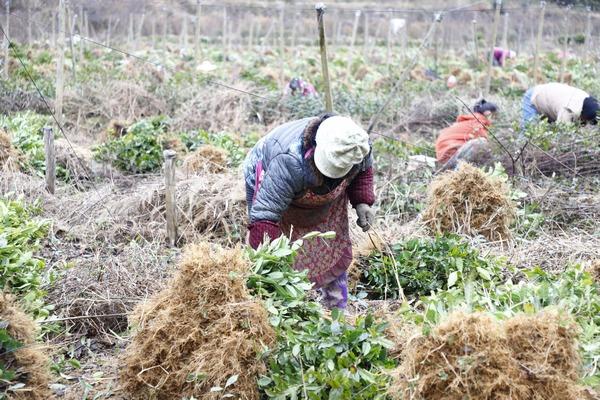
xmin=224 ymin=374 xmax=238 ymax=388
xmin=447 ymin=271 xmax=458 ymax=288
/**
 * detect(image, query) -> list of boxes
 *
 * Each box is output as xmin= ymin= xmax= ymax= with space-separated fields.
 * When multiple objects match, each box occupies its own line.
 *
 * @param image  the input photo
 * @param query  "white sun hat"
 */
xmin=314 ymin=116 xmax=370 ymax=179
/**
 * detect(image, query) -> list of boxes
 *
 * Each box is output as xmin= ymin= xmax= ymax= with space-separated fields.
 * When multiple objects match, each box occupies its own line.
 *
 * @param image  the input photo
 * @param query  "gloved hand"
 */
xmin=355 ymin=203 xmax=375 ymax=232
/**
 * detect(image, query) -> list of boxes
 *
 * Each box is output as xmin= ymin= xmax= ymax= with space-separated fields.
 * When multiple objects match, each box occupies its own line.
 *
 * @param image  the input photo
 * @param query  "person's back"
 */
xmin=531 ymin=83 xmax=589 ymax=122
xmin=435 ymin=113 xmax=490 ymax=164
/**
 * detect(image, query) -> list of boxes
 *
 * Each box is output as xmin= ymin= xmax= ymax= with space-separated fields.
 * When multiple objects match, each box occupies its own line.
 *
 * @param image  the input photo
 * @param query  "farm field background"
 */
xmin=1 ymin=0 xmax=600 ymax=399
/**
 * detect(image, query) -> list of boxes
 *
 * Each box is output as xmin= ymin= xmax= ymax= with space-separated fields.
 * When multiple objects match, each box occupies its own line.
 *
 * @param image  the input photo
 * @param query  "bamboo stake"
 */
xmin=386 ymin=16 xmax=392 ymax=65
xmin=137 ymin=10 xmax=146 ymax=49
xmin=350 ymin=10 xmax=361 ymax=50
xmin=248 ymin=19 xmax=255 ymax=49
xmin=472 ymin=19 xmax=479 ymax=66
xmin=43 ymin=127 xmax=55 ymax=195
xmin=27 ymin=4 xmax=32 ymax=44
xmin=585 ymin=8 xmax=592 ymax=63
xmin=501 ymin=12 xmax=509 ymax=50
xmin=484 ymin=0 xmax=502 ymax=95
xmin=51 ymin=11 xmax=56 ymax=46
xmin=181 ymin=13 xmax=188 ymax=50
xmin=363 ymin=11 xmax=369 ymax=58
xmin=128 ymin=13 xmax=134 ymax=50
xmin=194 ymin=0 xmax=202 ymax=58
xmin=316 ymin=3 xmax=333 ymax=112
xmin=533 ymin=1 xmax=546 ymax=84
xmin=290 ymin=12 xmax=297 ymax=48
xmin=222 ymin=6 xmax=227 ymax=48
xmin=67 ymin=10 xmax=77 ymax=81
xmin=163 ymin=10 xmax=168 ymax=50
xmin=559 ymin=5 xmax=571 ymax=83
xmin=163 ymin=150 xmax=178 ymax=247
xmin=106 ymin=17 xmax=112 ymax=46
xmin=3 ymin=0 xmax=10 ymax=79
xmin=55 ymin=0 xmax=65 ymax=126
xmin=279 ymin=4 xmax=285 ymax=55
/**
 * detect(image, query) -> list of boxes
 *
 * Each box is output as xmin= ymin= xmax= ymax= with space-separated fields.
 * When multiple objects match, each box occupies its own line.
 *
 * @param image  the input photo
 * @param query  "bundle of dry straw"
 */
xmin=120 ymin=242 xmax=275 ymax=399
xmin=0 ymin=129 xmax=21 ymax=172
xmin=0 ymin=295 xmax=50 ymax=400
xmin=423 ymin=162 xmax=515 ymax=242
xmin=389 ymin=310 xmax=586 ymax=400
xmin=182 ymin=145 xmax=229 ymax=174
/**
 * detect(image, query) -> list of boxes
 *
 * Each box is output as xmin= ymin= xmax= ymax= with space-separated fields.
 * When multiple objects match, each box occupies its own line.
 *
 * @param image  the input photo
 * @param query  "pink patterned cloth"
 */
xmin=249 ymin=221 xmax=282 ymax=249
xmin=280 ymin=178 xmax=353 ymax=288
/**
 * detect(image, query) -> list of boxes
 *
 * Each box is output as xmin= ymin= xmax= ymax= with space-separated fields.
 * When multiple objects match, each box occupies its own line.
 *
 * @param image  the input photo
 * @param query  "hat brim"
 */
xmin=314 ymin=146 xmax=352 ymax=179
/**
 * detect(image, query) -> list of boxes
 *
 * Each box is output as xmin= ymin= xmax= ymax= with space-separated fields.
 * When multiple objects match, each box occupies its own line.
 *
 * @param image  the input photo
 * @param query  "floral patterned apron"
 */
xmin=280 ymin=178 xmax=353 ymax=288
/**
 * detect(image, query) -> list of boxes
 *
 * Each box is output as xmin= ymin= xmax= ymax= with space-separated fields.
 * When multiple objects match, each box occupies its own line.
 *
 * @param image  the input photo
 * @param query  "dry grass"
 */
xmin=0 ymin=295 xmax=51 ymax=400
xmin=113 ymin=171 xmax=247 ymax=244
xmin=423 ymin=162 xmax=515 ymax=242
xmin=182 ymin=145 xmax=228 ymax=174
xmin=389 ymin=310 xmax=585 ymax=400
xmin=121 ymin=242 xmax=275 ymax=400
xmin=587 ymin=260 xmax=600 ymax=283
xmin=0 ymin=129 xmax=21 ymax=172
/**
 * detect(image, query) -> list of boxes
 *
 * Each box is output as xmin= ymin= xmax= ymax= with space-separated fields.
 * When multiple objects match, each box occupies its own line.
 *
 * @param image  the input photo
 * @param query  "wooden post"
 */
xmin=51 ymin=11 xmax=56 ymax=46
xmin=472 ymin=19 xmax=479 ymax=66
xmin=502 ymin=12 xmax=509 ymax=50
xmin=56 ymin=0 xmax=65 ymax=126
xmin=433 ymin=14 xmax=441 ymax=74
xmin=137 ymin=10 xmax=146 ymax=49
xmin=27 ymin=5 xmax=32 ymax=44
xmin=279 ymin=4 xmax=285 ymax=55
xmin=533 ymin=1 xmax=546 ymax=84
xmin=106 ymin=17 xmax=113 ymax=46
xmin=484 ymin=0 xmax=502 ymax=95
xmin=163 ymin=150 xmax=178 ymax=247
xmin=363 ymin=11 xmax=369 ymax=58
xmin=67 ymin=10 xmax=77 ymax=81
xmin=350 ymin=10 xmax=361 ymax=50
xmin=194 ymin=0 xmax=202 ymax=58
xmin=585 ymin=8 xmax=592 ymax=62
xmin=151 ymin=16 xmax=156 ymax=46
xmin=43 ymin=127 xmax=56 ymax=195
xmin=163 ymin=10 xmax=168 ymax=49
xmin=386 ymin=15 xmax=392 ymax=66
xmin=315 ymin=3 xmax=333 ymax=113
xmin=78 ymin=6 xmax=85 ymax=61
xmin=128 ymin=13 xmax=134 ymax=50
xmin=222 ymin=6 xmax=227 ymax=48
xmin=180 ymin=13 xmax=188 ymax=50
xmin=559 ymin=5 xmax=571 ymax=83
xmin=248 ymin=19 xmax=255 ymax=48
xmin=3 ymin=0 xmax=10 ymax=79
xmin=290 ymin=12 xmax=297 ymax=48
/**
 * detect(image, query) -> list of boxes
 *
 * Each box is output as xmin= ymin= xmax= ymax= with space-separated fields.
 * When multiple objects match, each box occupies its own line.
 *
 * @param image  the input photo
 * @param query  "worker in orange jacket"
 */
xmin=435 ymin=100 xmax=498 ymax=170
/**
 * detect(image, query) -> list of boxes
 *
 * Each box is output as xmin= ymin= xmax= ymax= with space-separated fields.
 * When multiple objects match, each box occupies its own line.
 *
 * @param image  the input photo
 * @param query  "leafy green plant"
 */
xmin=0 ymin=198 xmax=50 ymax=318
xmin=0 ymin=112 xmax=71 ymax=180
xmin=247 ymin=235 xmax=395 ymax=399
xmin=361 ymin=235 xmax=501 ymax=299
xmin=401 ymin=262 xmax=600 ymax=385
xmin=93 ymin=116 xmax=169 ymax=173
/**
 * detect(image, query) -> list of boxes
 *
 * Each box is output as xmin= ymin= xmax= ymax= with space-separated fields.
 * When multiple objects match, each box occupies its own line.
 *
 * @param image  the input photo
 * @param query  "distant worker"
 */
xmin=435 ymin=99 xmax=498 ymax=170
xmin=244 ymin=114 xmax=375 ymax=309
xmin=521 ymin=82 xmax=599 ymax=129
xmin=492 ymin=47 xmax=516 ymax=67
xmin=286 ymin=77 xmax=318 ymax=97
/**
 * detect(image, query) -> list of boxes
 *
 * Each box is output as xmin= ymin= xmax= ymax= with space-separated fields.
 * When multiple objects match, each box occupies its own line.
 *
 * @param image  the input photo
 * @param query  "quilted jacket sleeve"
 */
xmin=249 ymin=153 xmax=305 ymax=223
xmin=347 ymin=149 xmax=375 ymax=207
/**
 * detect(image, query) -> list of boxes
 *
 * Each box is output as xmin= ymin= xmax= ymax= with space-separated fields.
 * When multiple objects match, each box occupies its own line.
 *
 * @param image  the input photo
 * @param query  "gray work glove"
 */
xmin=355 ymin=203 xmax=375 ymax=232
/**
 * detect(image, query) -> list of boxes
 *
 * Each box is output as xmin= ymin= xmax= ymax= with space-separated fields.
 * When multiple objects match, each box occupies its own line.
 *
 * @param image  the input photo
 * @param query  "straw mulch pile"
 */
xmin=108 ymin=171 xmax=247 ymax=244
xmin=120 ymin=242 xmax=275 ymax=400
xmin=0 ymin=129 xmax=20 ymax=172
xmin=423 ymin=162 xmax=515 ymax=242
xmin=182 ymin=145 xmax=228 ymax=174
xmin=389 ymin=310 xmax=586 ymax=400
xmin=0 ymin=295 xmax=51 ymax=400
xmin=588 ymin=260 xmax=600 ymax=283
